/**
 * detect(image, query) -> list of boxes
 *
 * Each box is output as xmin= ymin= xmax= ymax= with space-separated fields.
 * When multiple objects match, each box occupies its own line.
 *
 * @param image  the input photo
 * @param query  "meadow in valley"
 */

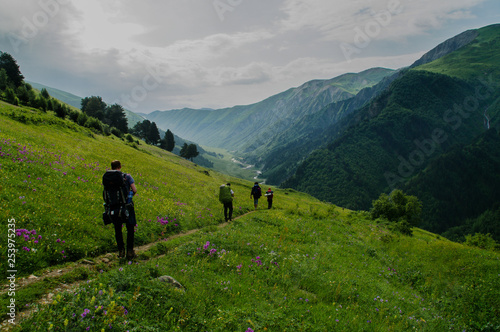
xmin=0 ymin=102 xmax=499 ymax=331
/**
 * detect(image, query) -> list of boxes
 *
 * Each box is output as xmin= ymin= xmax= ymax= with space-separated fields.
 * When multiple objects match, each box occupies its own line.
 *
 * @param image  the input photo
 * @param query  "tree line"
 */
xmin=0 ymin=51 xmax=201 ymax=161
xmin=0 ymin=51 xmax=72 ymax=118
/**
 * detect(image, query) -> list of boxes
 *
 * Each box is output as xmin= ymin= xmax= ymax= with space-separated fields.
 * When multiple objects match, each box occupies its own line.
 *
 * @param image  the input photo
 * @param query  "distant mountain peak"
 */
xmin=410 ymin=29 xmax=479 ymax=68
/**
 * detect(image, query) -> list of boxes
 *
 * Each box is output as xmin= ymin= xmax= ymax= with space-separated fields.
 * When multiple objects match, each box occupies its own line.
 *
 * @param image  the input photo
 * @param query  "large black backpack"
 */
xmin=252 ymin=185 xmax=262 ymax=198
xmin=102 ymin=171 xmax=130 ymax=224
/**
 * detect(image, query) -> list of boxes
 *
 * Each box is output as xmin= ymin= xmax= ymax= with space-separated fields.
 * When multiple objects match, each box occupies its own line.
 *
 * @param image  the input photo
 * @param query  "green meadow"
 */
xmin=0 ymin=102 xmax=499 ymax=331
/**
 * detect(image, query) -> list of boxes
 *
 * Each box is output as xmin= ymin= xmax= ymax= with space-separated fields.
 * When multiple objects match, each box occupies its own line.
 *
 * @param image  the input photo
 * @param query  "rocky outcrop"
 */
xmin=410 ymin=29 xmax=479 ymax=68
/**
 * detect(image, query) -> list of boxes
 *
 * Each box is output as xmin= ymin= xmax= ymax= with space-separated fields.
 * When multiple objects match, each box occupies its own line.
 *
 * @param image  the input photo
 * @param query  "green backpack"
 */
xmin=219 ymin=184 xmax=232 ymax=203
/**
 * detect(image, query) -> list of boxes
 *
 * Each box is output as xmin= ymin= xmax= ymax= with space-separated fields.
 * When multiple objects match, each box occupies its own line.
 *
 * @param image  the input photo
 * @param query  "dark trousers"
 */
xmin=223 ymin=202 xmax=233 ymax=221
xmin=267 ymin=198 xmax=273 ymax=209
xmin=114 ymin=206 xmax=136 ymax=251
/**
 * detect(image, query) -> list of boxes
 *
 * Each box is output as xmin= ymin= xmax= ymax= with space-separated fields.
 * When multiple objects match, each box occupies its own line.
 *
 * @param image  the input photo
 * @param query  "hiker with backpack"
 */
xmin=265 ymin=188 xmax=274 ymax=209
xmin=250 ymin=182 xmax=262 ymax=209
xmin=102 ymin=160 xmax=137 ymax=260
xmin=219 ymin=183 xmax=234 ymax=222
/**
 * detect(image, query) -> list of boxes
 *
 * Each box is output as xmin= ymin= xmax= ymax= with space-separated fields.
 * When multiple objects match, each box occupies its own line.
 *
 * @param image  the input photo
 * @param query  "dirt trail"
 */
xmin=1 ymin=211 xmax=256 ymax=329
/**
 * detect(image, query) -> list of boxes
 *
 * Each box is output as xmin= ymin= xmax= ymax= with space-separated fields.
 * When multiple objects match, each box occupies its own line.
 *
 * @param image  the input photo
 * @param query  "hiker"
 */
xmin=250 ymin=182 xmax=262 ymax=209
xmin=219 ymin=183 xmax=234 ymax=221
xmin=265 ymin=188 xmax=274 ymax=209
xmin=103 ymin=160 xmax=137 ymax=260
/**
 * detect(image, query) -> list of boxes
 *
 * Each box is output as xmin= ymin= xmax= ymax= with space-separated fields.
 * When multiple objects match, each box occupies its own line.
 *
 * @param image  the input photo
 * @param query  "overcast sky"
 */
xmin=0 ymin=0 xmax=499 ymax=113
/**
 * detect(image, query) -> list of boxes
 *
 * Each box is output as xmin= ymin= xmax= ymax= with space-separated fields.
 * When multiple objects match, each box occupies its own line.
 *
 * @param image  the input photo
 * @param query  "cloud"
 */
xmin=278 ymin=0 xmax=486 ymax=42
xmin=214 ymin=62 xmax=273 ymax=86
xmin=0 ymin=0 xmax=495 ymax=112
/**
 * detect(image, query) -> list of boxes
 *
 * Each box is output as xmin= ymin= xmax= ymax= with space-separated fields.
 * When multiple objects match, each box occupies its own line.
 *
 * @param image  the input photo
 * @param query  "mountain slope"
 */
xmin=0 ymin=101 xmax=498 ymax=331
xmin=403 ymin=129 xmax=500 ymax=240
xmin=27 ymin=81 xmax=146 ymax=127
xmin=27 ymin=81 xmax=82 ymax=109
xmin=282 ymin=24 xmax=500 ymax=237
xmin=144 ymin=68 xmax=394 ymax=153
xmin=409 ymin=28 xmax=479 ymax=68
xmin=413 ymin=24 xmax=500 ymax=82
xmin=261 ymin=70 xmax=402 ymax=184
xmin=283 ymin=70 xmax=488 ymax=206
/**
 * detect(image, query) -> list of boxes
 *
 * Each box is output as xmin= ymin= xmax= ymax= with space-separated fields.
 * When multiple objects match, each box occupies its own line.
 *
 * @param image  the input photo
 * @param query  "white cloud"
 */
xmin=278 ymin=0 xmax=486 ymax=43
xmin=0 ymin=0 xmax=496 ymax=112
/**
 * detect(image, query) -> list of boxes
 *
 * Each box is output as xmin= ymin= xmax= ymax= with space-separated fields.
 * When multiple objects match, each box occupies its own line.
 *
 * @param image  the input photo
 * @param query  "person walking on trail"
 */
xmin=219 ymin=183 xmax=234 ymax=222
xmin=265 ymin=188 xmax=274 ymax=209
xmin=250 ymin=182 xmax=262 ymax=210
xmin=103 ymin=160 xmax=137 ymax=260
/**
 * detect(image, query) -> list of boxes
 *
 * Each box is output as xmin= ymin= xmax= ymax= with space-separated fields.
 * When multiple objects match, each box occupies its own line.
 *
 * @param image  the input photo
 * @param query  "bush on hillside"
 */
xmin=110 ymin=126 xmax=123 ymax=138
xmin=85 ymin=116 xmax=103 ymax=133
xmin=371 ymin=190 xmax=422 ymax=235
xmin=464 ymin=233 xmax=499 ymax=251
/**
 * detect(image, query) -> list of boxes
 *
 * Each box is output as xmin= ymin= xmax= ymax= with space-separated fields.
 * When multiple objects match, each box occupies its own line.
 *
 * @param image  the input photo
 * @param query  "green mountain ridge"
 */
xmin=8 ymin=24 xmax=500 ymax=245
xmin=403 ymin=129 xmax=500 ymax=240
xmin=0 ymin=101 xmax=498 ymax=331
xmin=143 ymin=67 xmax=395 ymax=174
xmin=283 ymin=24 xmax=500 ymax=241
xmin=260 ymin=70 xmax=403 ymax=184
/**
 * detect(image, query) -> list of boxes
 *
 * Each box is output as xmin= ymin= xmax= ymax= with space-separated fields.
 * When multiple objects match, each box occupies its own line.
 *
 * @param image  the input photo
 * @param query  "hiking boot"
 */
xmin=126 ymin=250 xmax=136 ymax=260
xmin=118 ymin=249 xmax=125 ymax=258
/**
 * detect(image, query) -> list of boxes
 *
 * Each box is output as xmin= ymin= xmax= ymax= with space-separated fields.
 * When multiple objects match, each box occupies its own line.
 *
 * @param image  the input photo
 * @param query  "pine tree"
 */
xmin=105 ymin=104 xmax=128 ymax=133
xmin=81 ymin=96 xmax=107 ymax=121
xmin=162 ymin=129 xmax=175 ymax=152
xmin=40 ymin=88 xmax=50 ymax=99
xmin=0 ymin=52 xmax=24 ymax=87
xmin=180 ymin=143 xmax=189 ymax=158
xmin=0 ymin=68 xmax=9 ymax=90
xmin=147 ymin=122 xmax=161 ymax=145
xmin=187 ymin=144 xmax=199 ymax=161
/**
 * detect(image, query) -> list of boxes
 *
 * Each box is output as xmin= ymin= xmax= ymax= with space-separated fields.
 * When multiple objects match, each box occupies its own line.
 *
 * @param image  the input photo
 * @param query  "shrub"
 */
xmin=464 ymin=233 xmax=497 ymax=250
xmin=85 ymin=116 xmax=103 ymax=133
xmin=68 ymin=109 xmax=80 ymax=122
xmin=371 ymin=189 xmax=422 ymax=226
xmin=125 ymin=134 xmax=134 ymax=142
xmin=392 ymin=220 xmax=413 ymax=236
xmin=77 ymin=112 xmax=88 ymax=126
xmin=110 ymin=127 xmax=123 ymax=138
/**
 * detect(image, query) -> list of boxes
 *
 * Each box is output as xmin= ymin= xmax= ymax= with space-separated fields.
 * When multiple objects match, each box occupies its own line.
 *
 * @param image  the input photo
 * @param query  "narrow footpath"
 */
xmin=1 ymin=210 xmax=256 ymax=329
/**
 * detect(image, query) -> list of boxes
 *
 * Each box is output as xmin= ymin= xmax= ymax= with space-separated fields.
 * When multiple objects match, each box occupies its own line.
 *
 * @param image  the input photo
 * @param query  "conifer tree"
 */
xmin=81 ymin=96 xmax=107 ymax=121
xmin=105 ymin=104 xmax=128 ymax=133
xmin=180 ymin=143 xmax=189 ymax=158
xmin=0 ymin=52 xmax=24 ymax=87
xmin=187 ymin=144 xmax=199 ymax=161
xmin=162 ymin=129 xmax=175 ymax=152
xmin=0 ymin=68 xmax=9 ymax=90
xmin=40 ymin=88 xmax=50 ymax=99
xmin=147 ymin=121 xmax=161 ymax=145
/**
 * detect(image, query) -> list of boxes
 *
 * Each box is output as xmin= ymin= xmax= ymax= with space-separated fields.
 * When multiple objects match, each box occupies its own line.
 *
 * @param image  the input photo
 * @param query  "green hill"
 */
xmin=0 ymin=100 xmax=498 ymax=330
xmin=27 ymin=81 xmax=83 ymax=110
xmin=282 ymin=24 xmax=500 ymax=240
xmin=403 ymin=129 xmax=500 ymax=238
xmin=414 ymin=24 xmax=500 ymax=82
xmin=26 ymin=81 xmax=146 ymax=129
xmin=144 ymin=68 xmax=395 ymax=181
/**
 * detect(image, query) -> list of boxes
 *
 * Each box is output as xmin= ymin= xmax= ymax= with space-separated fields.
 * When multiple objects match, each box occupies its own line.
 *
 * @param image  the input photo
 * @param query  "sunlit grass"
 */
xmin=1 ymin=102 xmax=499 ymax=331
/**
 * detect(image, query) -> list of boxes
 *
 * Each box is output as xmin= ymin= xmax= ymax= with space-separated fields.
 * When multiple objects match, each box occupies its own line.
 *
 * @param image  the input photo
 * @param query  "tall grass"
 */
xmin=1 ymin=102 xmax=499 ymax=331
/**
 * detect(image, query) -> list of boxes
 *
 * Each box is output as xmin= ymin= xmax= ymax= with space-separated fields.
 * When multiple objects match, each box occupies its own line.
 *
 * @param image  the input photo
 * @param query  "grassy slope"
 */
xmin=0 ymin=102 xmax=498 ymax=331
xmin=414 ymin=24 xmax=500 ymax=84
xmin=27 ymin=82 xmax=83 ymax=110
